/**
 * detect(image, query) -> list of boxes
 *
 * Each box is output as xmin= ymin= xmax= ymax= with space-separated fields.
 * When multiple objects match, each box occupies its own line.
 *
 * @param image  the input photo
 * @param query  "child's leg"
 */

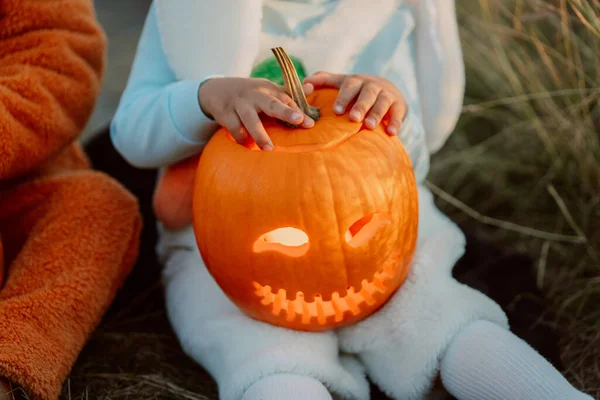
xmin=0 ymin=171 xmax=141 ymax=400
xmin=158 ymin=230 xmax=369 ymax=400
xmin=339 ymin=186 xmax=592 ymax=400
xmin=241 ymin=374 xmax=333 ymax=400
xmin=440 ymin=319 xmax=593 ymax=400
xmin=338 ymin=186 xmax=509 ymax=399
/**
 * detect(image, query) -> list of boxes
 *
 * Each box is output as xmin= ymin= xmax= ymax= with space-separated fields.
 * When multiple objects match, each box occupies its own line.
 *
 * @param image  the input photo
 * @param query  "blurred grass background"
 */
xmin=60 ymin=0 xmax=599 ymax=398
xmin=431 ymin=0 xmax=599 ymax=393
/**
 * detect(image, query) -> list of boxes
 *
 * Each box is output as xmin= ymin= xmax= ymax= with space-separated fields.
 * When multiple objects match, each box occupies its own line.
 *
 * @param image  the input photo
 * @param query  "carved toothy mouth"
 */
xmin=252 ymin=250 xmax=402 ymax=326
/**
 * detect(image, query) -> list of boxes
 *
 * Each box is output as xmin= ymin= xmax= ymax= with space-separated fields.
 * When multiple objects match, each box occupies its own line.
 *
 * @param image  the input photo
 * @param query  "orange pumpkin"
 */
xmin=192 ymin=85 xmax=418 ymax=331
xmin=153 ymin=155 xmax=200 ymax=230
xmin=153 ymin=48 xmax=419 ymax=331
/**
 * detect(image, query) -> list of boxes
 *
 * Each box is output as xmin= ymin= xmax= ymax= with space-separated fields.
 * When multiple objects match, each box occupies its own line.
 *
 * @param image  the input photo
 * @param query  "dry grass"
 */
xmin=62 ymin=282 xmax=219 ymax=399
xmin=431 ymin=0 xmax=599 ymax=396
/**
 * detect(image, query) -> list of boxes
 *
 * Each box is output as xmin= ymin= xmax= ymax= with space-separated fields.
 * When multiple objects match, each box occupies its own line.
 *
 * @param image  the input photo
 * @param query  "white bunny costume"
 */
xmin=111 ymin=1 xmax=592 ymax=400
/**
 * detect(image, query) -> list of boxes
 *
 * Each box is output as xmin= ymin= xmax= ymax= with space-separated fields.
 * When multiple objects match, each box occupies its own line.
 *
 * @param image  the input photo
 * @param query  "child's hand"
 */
xmin=198 ymin=77 xmax=315 ymax=150
xmin=303 ymin=72 xmax=407 ymax=136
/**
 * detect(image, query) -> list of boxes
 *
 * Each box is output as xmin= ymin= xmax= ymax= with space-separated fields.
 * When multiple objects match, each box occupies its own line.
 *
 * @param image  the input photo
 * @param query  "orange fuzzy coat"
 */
xmin=0 ymin=1 xmax=141 ymax=399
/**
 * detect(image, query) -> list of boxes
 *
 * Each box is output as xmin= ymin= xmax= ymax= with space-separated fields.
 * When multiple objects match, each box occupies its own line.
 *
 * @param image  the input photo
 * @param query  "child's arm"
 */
xmin=110 ymin=3 xmax=218 ymax=169
xmin=409 ymin=0 xmax=465 ymax=153
xmin=0 ymin=0 xmax=105 ymax=180
xmin=111 ymin=4 xmax=311 ymax=168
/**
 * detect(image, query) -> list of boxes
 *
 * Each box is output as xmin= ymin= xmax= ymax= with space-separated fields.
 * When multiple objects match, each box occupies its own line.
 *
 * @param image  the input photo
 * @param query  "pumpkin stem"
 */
xmin=271 ymin=47 xmax=320 ymax=126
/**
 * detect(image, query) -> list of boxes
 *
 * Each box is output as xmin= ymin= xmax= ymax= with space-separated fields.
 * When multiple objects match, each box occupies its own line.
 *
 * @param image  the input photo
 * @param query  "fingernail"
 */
xmin=334 ymin=104 xmax=344 ymax=114
xmin=350 ymin=110 xmax=362 ymax=121
xmin=303 ymin=118 xmax=315 ymax=128
xmin=291 ymin=112 xmax=302 ymax=122
xmin=263 ymin=144 xmax=274 ymax=151
xmin=366 ymin=117 xmax=376 ymax=128
xmin=387 ymin=126 xmax=397 ymax=135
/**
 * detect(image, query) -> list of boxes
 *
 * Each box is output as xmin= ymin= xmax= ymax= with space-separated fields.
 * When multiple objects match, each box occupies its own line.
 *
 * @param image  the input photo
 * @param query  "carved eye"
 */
xmin=345 ymin=213 xmax=391 ymax=248
xmin=253 ymin=227 xmax=309 ymax=257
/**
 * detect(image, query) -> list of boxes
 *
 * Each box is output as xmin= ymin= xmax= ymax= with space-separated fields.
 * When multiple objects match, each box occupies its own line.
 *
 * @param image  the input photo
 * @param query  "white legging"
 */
xmin=239 ymin=320 xmax=593 ymax=400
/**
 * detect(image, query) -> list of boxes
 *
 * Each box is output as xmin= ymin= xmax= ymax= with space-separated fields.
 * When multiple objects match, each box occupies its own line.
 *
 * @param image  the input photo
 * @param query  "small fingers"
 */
xmin=302 ymin=82 xmax=314 ymax=96
xmin=386 ymin=102 xmax=408 ymax=136
xmin=364 ymin=91 xmax=394 ymax=130
xmin=259 ymin=94 xmax=303 ymax=126
xmin=275 ymin=92 xmax=297 ymax=107
xmin=350 ymin=83 xmax=382 ymax=123
xmin=277 ymin=92 xmax=315 ymax=128
xmin=334 ymin=76 xmax=363 ymax=115
xmin=303 ymin=71 xmax=345 ymax=89
xmin=274 ymin=91 xmax=315 ymax=128
xmin=220 ymin=112 xmax=244 ymax=140
xmin=301 ymin=117 xmax=315 ymax=128
xmin=235 ymin=102 xmax=274 ymax=150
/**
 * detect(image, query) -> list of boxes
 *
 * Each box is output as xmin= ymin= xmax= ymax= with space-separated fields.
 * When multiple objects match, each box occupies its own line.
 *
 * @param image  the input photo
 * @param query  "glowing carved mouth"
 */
xmin=252 ymin=251 xmax=402 ymax=326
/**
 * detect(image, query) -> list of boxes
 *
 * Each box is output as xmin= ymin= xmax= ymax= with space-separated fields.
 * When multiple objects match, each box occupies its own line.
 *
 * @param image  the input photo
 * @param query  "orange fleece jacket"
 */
xmin=0 ymin=1 xmax=142 ymax=399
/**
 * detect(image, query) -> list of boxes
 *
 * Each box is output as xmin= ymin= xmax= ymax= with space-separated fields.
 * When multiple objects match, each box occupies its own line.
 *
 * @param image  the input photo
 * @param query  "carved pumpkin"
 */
xmin=190 ymin=49 xmax=418 ymax=331
xmin=153 ymin=49 xmax=419 ymax=331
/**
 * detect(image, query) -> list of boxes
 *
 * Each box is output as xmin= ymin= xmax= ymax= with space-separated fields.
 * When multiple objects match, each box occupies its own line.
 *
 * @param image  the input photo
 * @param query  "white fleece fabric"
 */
xmin=158 ymin=186 xmax=508 ymax=400
xmin=158 ymin=228 xmax=371 ymax=400
xmin=336 ymin=187 xmax=509 ymax=399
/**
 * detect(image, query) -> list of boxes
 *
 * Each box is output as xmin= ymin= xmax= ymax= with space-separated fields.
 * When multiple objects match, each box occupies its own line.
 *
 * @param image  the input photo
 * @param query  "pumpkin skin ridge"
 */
xmin=274 ymin=123 xmax=362 ymax=152
xmin=317 ymin=149 xmax=351 ymax=288
xmin=327 ymin=130 xmax=393 ymax=288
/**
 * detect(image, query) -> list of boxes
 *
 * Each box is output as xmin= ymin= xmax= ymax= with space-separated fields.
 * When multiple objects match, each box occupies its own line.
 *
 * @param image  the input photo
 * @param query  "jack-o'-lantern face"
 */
xmin=192 ymin=89 xmax=418 ymax=331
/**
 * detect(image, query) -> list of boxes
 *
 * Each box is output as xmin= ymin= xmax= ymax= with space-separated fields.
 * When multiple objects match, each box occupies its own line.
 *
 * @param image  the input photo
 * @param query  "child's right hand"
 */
xmin=198 ymin=77 xmax=315 ymax=150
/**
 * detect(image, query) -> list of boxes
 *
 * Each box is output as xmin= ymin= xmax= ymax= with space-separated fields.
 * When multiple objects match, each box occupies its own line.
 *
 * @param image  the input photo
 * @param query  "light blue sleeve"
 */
xmin=395 ymin=110 xmax=429 ymax=184
xmin=410 ymin=0 xmax=465 ymax=154
xmin=110 ymin=3 xmax=219 ymax=169
xmin=381 ymin=33 xmax=430 ymax=184
xmin=358 ymin=3 xmax=430 ymax=184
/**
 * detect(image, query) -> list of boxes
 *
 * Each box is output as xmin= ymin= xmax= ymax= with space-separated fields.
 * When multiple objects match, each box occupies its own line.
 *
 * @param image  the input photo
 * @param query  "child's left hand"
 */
xmin=303 ymin=72 xmax=407 ymax=136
